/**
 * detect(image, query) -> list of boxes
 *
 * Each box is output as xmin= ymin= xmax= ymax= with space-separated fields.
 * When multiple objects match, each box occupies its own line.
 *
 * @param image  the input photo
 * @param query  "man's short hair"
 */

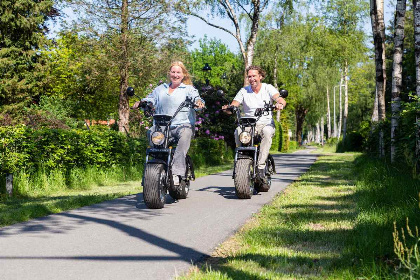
xmin=246 ymin=65 xmax=266 ymax=79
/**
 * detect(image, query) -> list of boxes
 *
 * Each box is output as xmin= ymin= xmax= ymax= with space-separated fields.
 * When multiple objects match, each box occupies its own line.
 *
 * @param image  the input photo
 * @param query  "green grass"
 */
xmin=180 ymin=152 xmax=420 ymax=280
xmin=0 ymin=161 xmax=233 ymax=227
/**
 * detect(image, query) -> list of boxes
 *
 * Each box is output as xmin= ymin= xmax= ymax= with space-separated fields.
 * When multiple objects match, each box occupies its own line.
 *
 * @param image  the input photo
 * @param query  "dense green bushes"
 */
xmin=0 ymin=125 xmax=146 ymax=174
xmin=189 ymin=137 xmax=233 ymax=168
xmin=0 ymin=125 xmax=233 ymax=196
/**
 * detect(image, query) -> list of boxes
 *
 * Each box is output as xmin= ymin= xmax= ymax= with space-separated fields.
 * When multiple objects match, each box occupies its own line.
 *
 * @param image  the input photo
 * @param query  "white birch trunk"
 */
xmin=321 ymin=116 xmax=325 ymax=145
xmin=391 ymin=0 xmax=407 ymax=163
xmin=338 ymin=75 xmax=343 ymax=139
xmin=333 ymin=85 xmax=337 ymax=138
xmin=316 ymin=122 xmax=321 ymax=144
xmin=343 ymin=63 xmax=349 ymax=141
xmin=327 ymin=86 xmax=331 ymax=139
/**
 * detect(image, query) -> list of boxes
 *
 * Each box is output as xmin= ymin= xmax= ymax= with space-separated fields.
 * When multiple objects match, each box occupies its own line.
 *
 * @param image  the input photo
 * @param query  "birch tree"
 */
xmin=370 ymin=0 xmax=387 ymax=156
xmin=391 ymin=0 xmax=407 ymax=162
xmin=65 ymin=0 xmax=176 ymax=132
xmin=181 ymin=0 xmax=293 ymax=85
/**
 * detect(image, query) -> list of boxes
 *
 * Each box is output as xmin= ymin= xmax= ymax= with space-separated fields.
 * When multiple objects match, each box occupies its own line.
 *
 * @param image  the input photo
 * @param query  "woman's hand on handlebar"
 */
xmin=195 ymin=100 xmax=205 ymax=109
xmin=132 ymin=101 xmax=142 ymax=109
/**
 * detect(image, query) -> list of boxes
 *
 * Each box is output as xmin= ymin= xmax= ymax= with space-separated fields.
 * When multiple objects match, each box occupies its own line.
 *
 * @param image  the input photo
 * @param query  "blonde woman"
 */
xmin=139 ymin=61 xmax=205 ymax=187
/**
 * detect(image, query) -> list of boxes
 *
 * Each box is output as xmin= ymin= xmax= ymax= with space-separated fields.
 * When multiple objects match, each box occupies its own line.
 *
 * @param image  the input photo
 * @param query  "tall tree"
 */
xmin=391 ymin=0 xmax=407 ymax=162
xmin=65 ymin=0 xmax=180 ymax=132
xmin=370 ymin=0 xmax=387 ymax=156
xmin=0 ymin=0 xmax=58 ymax=114
xmin=323 ymin=0 xmax=368 ymax=140
xmin=181 ymin=0 xmax=293 ymax=85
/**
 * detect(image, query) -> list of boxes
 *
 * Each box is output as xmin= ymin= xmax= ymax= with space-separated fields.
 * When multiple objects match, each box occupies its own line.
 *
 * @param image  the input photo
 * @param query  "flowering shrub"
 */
xmin=194 ymin=85 xmax=236 ymax=147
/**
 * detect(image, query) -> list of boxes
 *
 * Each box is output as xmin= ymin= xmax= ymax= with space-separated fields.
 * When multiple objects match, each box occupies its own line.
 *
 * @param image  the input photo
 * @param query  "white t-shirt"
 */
xmin=233 ymin=83 xmax=279 ymax=124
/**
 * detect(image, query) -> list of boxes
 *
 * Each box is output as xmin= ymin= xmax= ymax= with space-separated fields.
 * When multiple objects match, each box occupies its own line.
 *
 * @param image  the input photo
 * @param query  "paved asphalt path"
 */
xmin=0 ymin=148 xmax=318 ymax=280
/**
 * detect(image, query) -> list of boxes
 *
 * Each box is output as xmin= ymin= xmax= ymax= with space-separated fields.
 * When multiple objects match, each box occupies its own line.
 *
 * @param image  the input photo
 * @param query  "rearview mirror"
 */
xmin=279 ymin=89 xmax=288 ymax=98
xmin=126 ymin=87 xmax=134 ymax=97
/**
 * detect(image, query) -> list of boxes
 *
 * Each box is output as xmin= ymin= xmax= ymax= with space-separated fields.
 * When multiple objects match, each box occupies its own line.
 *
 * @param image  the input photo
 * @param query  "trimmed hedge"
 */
xmin=0 ymin=125 xmax=233 ymax=194
xmin=0 ymin=125 xmax=146 ymax=174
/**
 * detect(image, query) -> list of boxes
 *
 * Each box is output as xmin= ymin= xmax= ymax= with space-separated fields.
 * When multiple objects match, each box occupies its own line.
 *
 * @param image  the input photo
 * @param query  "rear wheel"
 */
xmin=169 ymin=179 xmax=189 ymax=199
xmin=234 ymin=158 xmax=254 ymax=199
xmin=143 ymin=164 xmax=166 ymax=209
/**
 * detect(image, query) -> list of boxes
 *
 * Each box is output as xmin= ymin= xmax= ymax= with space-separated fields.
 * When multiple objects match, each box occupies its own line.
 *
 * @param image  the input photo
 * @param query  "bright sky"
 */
xmin=49 ymin=4 xmax=396 ymax=54
xmin=187 ymin=16 xmax=239 ymax=52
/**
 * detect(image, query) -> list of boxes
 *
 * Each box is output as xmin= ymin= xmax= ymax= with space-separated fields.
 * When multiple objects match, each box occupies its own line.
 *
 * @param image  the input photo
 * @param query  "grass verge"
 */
xmin=0 ymin=161 xmax=233 ymax=228
xmin=180 ymin=152 xmax=420 ymax=279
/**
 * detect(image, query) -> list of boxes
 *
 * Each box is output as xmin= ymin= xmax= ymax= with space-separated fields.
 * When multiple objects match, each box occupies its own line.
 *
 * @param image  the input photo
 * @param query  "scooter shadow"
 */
xmin=196 ymin=185 xmax=247 ymax=200
xmin=135 ymin=193 xmax=180 ymax=209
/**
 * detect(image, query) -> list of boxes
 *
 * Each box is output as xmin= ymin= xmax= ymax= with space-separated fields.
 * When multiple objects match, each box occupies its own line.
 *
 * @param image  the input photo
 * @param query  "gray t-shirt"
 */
xmin=233 ymin=83 xmax=279 ymax=124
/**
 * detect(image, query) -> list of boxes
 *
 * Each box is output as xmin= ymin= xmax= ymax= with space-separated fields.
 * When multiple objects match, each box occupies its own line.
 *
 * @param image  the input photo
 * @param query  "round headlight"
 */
xmin=239 ymin=131 xmax=251 ymax=144
xmin=151 ymin=131 xmax=165 ymax=145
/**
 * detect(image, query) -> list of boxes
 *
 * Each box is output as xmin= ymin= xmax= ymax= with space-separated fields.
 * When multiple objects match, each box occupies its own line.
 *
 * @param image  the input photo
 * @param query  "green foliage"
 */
xmin=270 ymin=119 xmax=283 ymax=152
xmin=0 ymin=0 xmax=57 ymax=110
xmin=364 ymin=97 xmax=418 ymax=172
xmin=393 ymin=218 xmax=420 ymax=279
xmin=353 ymin=155 xmax=420 ymax=274
xmin=0 ymin=126 xmax=146 ymax=175
xmin=337 ymin=131 xmax=364 ymax=152
xmin=0 ymin=125 xmax=29 ymax=174
xmin=191 ymin=37 xmax=244 ymax=98
xmin=189 ymin=138 xmax=233 ymax=168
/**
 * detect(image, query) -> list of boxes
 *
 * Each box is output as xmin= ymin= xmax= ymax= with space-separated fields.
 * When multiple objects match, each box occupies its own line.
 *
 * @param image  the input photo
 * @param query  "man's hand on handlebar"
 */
xmin=221 ymin=104 xmax=237 ymax=115
xmin=274 ymin=102 xmax=285 ymax=111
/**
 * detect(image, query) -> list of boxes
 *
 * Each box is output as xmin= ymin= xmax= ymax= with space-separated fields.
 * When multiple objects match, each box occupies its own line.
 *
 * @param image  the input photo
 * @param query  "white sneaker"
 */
xmin=173 ymin=175 xmax=180 ymax=186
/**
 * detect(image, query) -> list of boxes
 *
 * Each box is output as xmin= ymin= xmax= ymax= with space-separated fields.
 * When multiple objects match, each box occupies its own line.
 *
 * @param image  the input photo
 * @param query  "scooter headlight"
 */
xmin=151 ymin=131 xmax=165 ymax=145
xmin=239 ymin=131 xmax=252 ymax=144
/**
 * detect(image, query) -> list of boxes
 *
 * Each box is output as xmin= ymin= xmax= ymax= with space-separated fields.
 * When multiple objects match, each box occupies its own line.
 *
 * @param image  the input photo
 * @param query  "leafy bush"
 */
xmin=337 ymin=131 xmax=364 ymax=152
xmin=0 ymin=125 xmax=146 ymax=177
xmin=189 ymin=137 xmax=233 ymax=168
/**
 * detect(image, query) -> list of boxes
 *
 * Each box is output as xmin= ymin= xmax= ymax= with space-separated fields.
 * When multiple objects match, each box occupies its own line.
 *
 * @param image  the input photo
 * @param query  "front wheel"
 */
xmin=143 ymin=164 xmax=167 ymax=209
xmin=234 ymin=158 xmax=254 ymax=199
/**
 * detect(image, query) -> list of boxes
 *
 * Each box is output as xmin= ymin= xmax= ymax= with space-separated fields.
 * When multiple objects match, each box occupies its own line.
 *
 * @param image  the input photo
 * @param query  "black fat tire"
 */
xmin=143 ymin=164 xmax=166 ymax=209
xmin=234 ymin=158 xmax=254 ymax=199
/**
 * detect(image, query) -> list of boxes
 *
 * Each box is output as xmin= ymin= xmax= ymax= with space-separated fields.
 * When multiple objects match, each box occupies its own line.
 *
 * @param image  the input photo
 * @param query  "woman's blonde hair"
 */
xmin=168 ymin=61 xmax=193 ymax=85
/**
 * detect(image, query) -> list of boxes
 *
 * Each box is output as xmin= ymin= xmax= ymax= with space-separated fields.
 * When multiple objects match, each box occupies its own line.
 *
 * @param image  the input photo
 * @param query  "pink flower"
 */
xmin=205 ymin=130 xmax=210 ymax=135
xmin=195 ymin=127 xmax=199 ymax=131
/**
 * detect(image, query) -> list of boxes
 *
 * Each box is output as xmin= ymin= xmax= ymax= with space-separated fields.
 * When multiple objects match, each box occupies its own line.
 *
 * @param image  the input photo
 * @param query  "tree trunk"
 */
xmin=273 ymin=52 xmax=281 ymax=122
xmin=316 ymin=122 xmax=321 ymax=144
xmin=371 ymin=0 xmax=387 ymax=157
xmin=338 ymin=75 xmax=343 ymax=139
xmin=342 ymin=62 xmax=349 ymax=141
xmin=372 ymin=89 xmax=379 ymax=123
xmin=391 ymin=0 xmax=407 ymax=163
xmin=327 ymin=86 xmax=331 ymax=139
xmin=333 ymin=85 xmax=337 ymax=137
xmin=242 ymin=2 xmax=261 ymax=85
xmin=118 ymin=0 xmax=130 ymax=133
xmin=414 ymin=0 xmax=420 ymax=171
xmin=321 ymin=116 xmax=325 ymax=145
xmin=296 ymin=105 xmax=308 ymax=145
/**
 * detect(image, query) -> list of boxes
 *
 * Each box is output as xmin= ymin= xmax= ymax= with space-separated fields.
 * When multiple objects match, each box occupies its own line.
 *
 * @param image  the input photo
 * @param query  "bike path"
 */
xmin=0 ymin=148 xmax=318 ymax=280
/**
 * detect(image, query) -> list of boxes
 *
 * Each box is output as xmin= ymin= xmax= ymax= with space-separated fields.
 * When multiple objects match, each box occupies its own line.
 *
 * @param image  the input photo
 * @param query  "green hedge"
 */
xmin=189 ymin=137 xmax=233 ymax=168
xmin=0 ymin=125 xmax=146 ymax=174
xmin=0 ymin=125 xmax=233 ymax=195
